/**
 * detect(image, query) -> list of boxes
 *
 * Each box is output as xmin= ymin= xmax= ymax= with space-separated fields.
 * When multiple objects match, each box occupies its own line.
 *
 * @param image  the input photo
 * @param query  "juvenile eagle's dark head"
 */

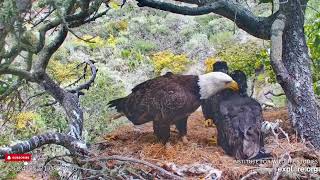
xmin=230 ymin=70 xmax=248 ymax=96
xmin=212 ymin=61 xmax=229 ymax=74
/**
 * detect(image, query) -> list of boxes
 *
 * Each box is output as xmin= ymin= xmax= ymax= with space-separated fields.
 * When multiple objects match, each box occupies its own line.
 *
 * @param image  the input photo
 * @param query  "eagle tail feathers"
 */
xmin=108 ymin=97 xmax=126 ymax=112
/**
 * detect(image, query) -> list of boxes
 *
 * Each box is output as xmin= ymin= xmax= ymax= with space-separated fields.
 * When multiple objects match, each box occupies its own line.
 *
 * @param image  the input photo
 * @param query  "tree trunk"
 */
xmin=278 ymin=0 xmax=320 ymax=147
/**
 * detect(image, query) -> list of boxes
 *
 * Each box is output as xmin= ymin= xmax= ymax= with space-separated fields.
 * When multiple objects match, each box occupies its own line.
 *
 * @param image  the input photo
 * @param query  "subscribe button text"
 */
xmin=4 ymin=154 xmax=32 ymax=162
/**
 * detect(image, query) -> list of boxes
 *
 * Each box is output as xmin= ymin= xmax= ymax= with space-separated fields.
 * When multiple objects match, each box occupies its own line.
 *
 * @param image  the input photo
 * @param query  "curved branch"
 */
xmin=0 ymin=132 xmax=87 ymax=159
xmin=264 ymin=90 xmax=285 ymax=97
xmin=136 ymin=0 xmax=277 ymax=39
xmin=67 ymin=59 xmax=97 ymax=94
xmin=35 ymin=26 xmax=68 ymax=72
xmin=36 ymin=73 xmax=84 ymax=140
xmin=269 ymin=13 xmax=298 ymax=103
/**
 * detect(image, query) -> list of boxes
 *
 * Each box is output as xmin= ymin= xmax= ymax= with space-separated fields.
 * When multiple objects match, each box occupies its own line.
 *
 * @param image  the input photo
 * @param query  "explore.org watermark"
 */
xmin=235 ymin=159 xmax=319 ymax=173
xmin=277 ymin=166 xmax=320 ymax=173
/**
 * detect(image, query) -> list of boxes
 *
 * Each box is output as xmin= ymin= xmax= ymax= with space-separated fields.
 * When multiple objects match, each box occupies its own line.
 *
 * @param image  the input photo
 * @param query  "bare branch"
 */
xmin=136 ymin=0 xmax=278 ymax=39
xmin=0 ymin=132 xmax=87 ymax=159
xmin=67 ymin=59 xmax=97 ymax=94
xmin=35 ymin=26 xmax=68 ymax=72
xmin=264 ymin=90 xmax=285 ymax=97
xmin=36 ymin=73 xmax=84 ymax=140
xmin=32 ymin=8 xmax=56 ymax=28
xmin=0 ymin=66 xmax=34 ymax=81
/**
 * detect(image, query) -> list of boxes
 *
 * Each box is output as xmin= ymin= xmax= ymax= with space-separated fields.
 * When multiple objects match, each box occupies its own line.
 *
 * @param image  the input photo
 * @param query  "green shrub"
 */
xmin=305 ymin=11 xmax=320 ymax=95
xmin=151 ymin=51 xmax=190 ymax=75
xmin=81 ymin=69 xmax=126 ymax=142
xmin=214 ymin=42 xmax=276 ymax=83
xmin=133 ymin=40 xmax=156 ymax=53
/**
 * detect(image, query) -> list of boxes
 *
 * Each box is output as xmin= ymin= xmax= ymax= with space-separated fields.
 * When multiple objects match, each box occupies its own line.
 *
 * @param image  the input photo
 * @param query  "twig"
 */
xmin=84 ymin=155 xmax=183 ymax=180
xmin=43 ymin=153 xmax=73 ymax=170
xmin=32 ymin=8 xmax=56 ymax=28
xmin=241 ymin=170 xmax=258 ymax=180
xmin=67 ymin=59 xmax=97 ymax=94
xmin=64 ymin=63 xmax=88 ymax=89
xmin=272 ymin=153 xmax=291 ymax=180
xmin=264 ymin=91 xmax=285 ymax=97
xmin=39 ymin=100 xmax=58 ymax=107
xmin=250 ymin=75 xmax=256 ymax=97
xmin=126 ymin=168 xmax=147 ymax=180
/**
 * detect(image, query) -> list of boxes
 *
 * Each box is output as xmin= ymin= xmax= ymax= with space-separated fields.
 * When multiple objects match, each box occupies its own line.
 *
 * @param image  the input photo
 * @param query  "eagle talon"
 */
xmin=208 ymin=135 xmax=217 ymax=145
xmin=204 ymin=119 xmax=215 ymax=127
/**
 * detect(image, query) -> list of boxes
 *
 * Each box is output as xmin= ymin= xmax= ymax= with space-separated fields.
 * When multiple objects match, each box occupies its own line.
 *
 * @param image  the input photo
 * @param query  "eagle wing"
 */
xmin=219 ymin=95 xmax=263 ymax=159
xmin=201 ymin=90 xmax=234 ymax=123
xmin=131 ymin=72 xmax=173 ymax=93
xmin=124 ymin=74 xmax=198 ymax=125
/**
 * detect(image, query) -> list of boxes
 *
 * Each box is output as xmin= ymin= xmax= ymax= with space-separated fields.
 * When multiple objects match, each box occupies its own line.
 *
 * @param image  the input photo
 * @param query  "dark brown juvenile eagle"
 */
xmin=203 ymin=69 xmax=270 ymax=159
xmin=108 ymin=72 xmax=239 ymax=146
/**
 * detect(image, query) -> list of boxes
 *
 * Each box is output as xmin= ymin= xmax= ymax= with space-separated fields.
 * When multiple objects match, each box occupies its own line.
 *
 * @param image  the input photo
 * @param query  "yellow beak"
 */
xmin=225 ymin=80 xmax=239 ymax=91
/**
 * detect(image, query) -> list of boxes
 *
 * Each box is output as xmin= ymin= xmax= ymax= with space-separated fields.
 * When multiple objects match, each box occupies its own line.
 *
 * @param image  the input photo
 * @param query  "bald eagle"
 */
xmin=108 ymin=72 xmax=239 ymax=145
xmin=201 ymin=61 xmax=230 ymax=125
xmin=203 ymin=68 xmax=269 ymax=159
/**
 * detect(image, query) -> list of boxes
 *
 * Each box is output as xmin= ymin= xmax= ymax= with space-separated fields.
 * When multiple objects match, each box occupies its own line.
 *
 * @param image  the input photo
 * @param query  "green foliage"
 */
xmin=134 ymin=40 xmax=156 ymax=53
xmin=120 ymin=48 xmax=146 ymax=71
xmin=305 ymin=12 xmax=320 ymax=95
xmin=204 ymin=57 xmax=217 ymax=73
xmin=0 ymin=162 xmax=23 ymax=180
xmin=72 ymin=35 xmax=107 ymax=50
xmin=194 ymin=15 xmax=216 ymax=26
xmin=47 ymin=59 xmax=81 ymax=85
xmin=37 ymin=106 xmax=68 ymax=132
xmin=105 ymin=19 xmax=129 ymax=36
xmin=107 ymin=34 xmax=118 ymax=48
xmin=0 ymin=0 xmax=18 ymax=24
xmin=151 ymin=51 xmax=190 ymax=75
xmin=209 ymin=32 xmax=233 ymax=46
xmin=15 ymin=111 xmax=40 ymax=129
xmin=81 ymin=70 xmax=126 ymax=142
xmin=215 ymin=42 xmax=276 ymax=82
xmin=0 ymin=134 xmax=10 ymax=146
xmin=0 ymin=78 xmax=14 ymax=95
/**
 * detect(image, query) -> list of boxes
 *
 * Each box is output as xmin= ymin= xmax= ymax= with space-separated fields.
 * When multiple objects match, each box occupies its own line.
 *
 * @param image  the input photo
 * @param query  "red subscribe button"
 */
xmin=5 ymin=154 xmax=32 ymax=162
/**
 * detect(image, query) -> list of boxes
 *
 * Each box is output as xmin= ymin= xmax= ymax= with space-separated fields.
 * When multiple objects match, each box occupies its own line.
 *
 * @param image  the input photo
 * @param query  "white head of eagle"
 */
xmin=198 ymin=72 xmax=238 ymax=99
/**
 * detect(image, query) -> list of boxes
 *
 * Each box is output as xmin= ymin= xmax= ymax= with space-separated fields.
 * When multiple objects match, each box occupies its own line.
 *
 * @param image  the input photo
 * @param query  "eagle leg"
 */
xmin=153 ymin=120 xmax=170 ymax=145
xmin=175 ymin=118 xmax=188 ymax=144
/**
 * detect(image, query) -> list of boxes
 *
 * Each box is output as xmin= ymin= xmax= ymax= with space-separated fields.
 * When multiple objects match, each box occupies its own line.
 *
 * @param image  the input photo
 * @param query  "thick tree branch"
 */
xmin=0 ymin=132 xmax=87 ymax=159
xmin=35 ymin=26 xmax=68 ymax=72
xmin=36 ymin=73 xmax=84 ymax=140
xmin=136 ymin=0 xmax=277 ymax=39
xmin=0 ymin=66 xmax=34 ymax=81
xmin=269 ymin=13 xmax=298 ymax=103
